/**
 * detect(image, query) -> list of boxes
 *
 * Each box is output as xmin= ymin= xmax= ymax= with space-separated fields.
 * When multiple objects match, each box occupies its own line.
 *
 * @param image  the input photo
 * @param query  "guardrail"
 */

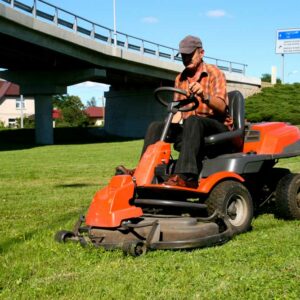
xmin=1 ymin=0 xmax=247 ymax=74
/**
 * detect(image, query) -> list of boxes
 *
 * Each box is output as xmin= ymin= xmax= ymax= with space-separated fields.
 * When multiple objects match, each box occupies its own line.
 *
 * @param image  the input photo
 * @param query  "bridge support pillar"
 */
xmin=34 ymin=95 xmax=53 ymax=145
xmin=0 ymin=68 xmax=106 ymax=144
xmin=104 ymin=87 xmax=167 ymax=138
xmin=19 ymin=86 xmax=66 ymax=145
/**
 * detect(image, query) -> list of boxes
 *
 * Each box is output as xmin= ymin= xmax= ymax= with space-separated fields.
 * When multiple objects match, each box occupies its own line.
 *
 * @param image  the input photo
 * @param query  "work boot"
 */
xmin=163 ymin=174 xmax=198 ymax=189
xmin=115 ymin=165 xmax=135 ymax=176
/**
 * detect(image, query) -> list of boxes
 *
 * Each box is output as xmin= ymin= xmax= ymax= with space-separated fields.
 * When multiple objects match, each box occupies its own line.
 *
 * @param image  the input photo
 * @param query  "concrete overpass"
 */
xmin=0 ymin=0 xmax=261 ymax=144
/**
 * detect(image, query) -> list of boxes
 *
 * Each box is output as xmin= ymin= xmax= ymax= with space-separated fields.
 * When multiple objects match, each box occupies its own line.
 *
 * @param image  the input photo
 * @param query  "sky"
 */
xmin=18 ymin=0 xmax=300 ymax=105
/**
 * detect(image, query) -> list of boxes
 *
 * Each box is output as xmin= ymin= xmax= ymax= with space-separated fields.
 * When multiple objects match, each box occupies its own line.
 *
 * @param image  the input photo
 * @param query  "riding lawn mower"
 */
xmin=55 ymin=87 xmax=300 ymax=256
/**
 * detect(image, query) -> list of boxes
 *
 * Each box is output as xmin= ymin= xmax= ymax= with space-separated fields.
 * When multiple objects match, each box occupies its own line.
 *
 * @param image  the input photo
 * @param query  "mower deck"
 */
xmin=56 ymin=214 xmax=233 ymax=256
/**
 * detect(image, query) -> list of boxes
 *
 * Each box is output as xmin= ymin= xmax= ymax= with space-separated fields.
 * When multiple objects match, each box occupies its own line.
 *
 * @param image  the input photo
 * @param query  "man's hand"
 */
xmin=189 ymin=82 xmax=203 ymax=96
xmin=171 ymin=111 xmax=182 ymax=123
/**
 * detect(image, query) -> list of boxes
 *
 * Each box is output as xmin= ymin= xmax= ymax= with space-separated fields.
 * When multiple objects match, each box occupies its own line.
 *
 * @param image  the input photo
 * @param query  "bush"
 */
xmin=245 ymin=83 xmax=300 ymax=124
xmin=261 ymin=73 xmax=282 ymax=84
xmin=16 ymin=116 xmax=35 ymax=128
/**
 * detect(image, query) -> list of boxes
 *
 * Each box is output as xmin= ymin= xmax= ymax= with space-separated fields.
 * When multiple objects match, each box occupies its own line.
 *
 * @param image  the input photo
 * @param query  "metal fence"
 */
xmin=1 ymin=0 xmax=247 ymax=74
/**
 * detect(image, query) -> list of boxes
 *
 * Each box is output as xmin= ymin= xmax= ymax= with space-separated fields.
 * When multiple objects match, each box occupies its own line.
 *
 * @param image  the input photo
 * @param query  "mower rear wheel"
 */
xmin=206 ymin=181 xmax=253 ymax=234
xmin=275 ymin=173 xmax=300 ymax=220
xmin=55 ymin=230 xmax=75 ymax=243
xmin=123 ymin=241 xmax=147 ymax=257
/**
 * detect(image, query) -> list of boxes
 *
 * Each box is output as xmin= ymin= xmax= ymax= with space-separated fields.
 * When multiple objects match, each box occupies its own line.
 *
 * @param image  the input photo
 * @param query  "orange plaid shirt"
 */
xmin=175 ymin=62 xmax=233 ymax=129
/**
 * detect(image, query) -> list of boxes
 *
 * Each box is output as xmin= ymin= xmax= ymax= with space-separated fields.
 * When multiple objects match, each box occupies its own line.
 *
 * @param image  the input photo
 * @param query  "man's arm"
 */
xmin=189 ymin=69 xmax=227 ymax=115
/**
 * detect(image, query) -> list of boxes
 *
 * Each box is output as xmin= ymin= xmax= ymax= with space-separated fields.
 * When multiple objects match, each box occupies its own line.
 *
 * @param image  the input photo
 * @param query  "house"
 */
xmin=0 ymin=81 xmax=35 ymax=127
xmin=84 ymin=106 xmax=105 ymax=126
xmin=0 ymin=80 xmax=105 ymax=128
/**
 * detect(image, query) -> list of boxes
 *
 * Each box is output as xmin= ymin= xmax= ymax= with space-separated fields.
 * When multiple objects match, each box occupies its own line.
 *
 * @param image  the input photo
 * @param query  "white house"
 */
xmin=0 ymin=81 xmax=35 ymax=127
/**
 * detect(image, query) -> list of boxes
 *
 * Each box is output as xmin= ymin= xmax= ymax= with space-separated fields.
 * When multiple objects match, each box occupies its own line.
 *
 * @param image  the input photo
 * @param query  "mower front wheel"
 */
xmin=206 ymin=181 xmax=253 ymax=234
xmin=275 ymin=173 xmax=300 ymax=220
xmin=123 ymin=241 xmax=147 ymax=257
xmin=55 ymin=230 xmax=75 ymax=243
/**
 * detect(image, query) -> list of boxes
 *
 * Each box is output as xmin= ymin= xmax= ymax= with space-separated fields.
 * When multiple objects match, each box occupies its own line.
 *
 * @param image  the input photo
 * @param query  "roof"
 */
xmin=84 ymin=106 xmax=104 ymax=118
xmin=0 ymin=81 xmax=20 ymax=99
xmin=52 ymin=109 xmax=62 ymax=119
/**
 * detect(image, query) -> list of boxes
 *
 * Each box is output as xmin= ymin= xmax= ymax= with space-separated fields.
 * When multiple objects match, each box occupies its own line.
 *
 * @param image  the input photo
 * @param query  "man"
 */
xmin=117 ymin=35 xmax=232 ymax=188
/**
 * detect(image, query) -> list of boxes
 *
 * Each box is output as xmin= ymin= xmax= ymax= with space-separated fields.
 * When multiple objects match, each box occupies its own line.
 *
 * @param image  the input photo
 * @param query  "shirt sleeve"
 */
xmin=174 ymin=74 xmax=186 ymax=101
xmin=208 ymin=67 xmax=228 ymax=106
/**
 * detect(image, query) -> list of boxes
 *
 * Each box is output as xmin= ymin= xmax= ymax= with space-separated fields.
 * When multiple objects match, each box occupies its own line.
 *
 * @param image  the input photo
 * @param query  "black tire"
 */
xmin=275 ymin=173 xmax=300 ymax=220
xmin=253 ymin=168 xmax=291 ymax=216
xmin=263 ymin=168 xmax=291 ymax=192
xmin=54 ymin=230 xmax=75 ymax=243
xmin=123 ymin=241 xmax=147 ymax=257
xmin=206 ymin=181 xmax=253 ymax=234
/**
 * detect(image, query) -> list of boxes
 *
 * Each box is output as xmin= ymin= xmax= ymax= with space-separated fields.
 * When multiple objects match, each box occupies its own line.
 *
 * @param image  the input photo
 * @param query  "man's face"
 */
xmin=181 ymin=48 xmax=204 ymax=71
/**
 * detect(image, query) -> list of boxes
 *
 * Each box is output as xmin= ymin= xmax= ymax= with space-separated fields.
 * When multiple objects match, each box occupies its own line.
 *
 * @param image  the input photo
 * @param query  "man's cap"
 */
xmin=179 ymin=35 xmax=203 ymax=54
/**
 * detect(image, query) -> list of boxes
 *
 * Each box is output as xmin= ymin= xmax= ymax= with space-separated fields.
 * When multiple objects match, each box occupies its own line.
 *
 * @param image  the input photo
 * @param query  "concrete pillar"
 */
xmin=34 ymin=95 xmax=53 ymax=145
xmin=104 ymin=87 xmax=167 ymax=138
xmin=0 ymin=68 xmax=106 ymax=144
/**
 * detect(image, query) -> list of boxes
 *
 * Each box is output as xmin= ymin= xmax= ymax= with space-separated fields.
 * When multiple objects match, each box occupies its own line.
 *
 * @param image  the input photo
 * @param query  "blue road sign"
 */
xmin=276 ymin=28 xmax=300 ymax=54
xmin=278 ymin=30 xmax=300 ymax=40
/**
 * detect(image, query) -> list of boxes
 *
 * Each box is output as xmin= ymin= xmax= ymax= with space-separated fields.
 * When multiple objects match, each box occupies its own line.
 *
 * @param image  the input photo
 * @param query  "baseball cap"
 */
xmin=179 ymin=35 xmax=203 ymax=54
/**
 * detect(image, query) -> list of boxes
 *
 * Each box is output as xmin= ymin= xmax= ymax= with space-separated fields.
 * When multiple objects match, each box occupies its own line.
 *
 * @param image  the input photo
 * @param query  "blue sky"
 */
xmin=41 ymin=0 xmax=300 ymax=105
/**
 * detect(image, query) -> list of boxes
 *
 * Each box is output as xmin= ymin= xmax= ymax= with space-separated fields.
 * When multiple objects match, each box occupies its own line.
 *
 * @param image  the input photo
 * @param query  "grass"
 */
xmin=0 ymin=140 xmax=300 ymax=299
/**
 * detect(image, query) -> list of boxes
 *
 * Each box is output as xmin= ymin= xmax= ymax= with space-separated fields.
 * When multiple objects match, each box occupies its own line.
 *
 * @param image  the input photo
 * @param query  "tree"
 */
xmin=16 ymin=116 xmax=35 ymax=128
xmin=261 ymin=73 xmax=282 ymax=84
xmin=52 ymin=94 xmax=89 ymax=127
xmin=86 ymin=97 xmax=97 ymax=107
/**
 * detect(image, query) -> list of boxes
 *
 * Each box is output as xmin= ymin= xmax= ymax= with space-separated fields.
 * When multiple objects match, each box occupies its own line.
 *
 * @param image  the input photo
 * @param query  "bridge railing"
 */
xmin=2 ymin=0 xmax=247 ymax=75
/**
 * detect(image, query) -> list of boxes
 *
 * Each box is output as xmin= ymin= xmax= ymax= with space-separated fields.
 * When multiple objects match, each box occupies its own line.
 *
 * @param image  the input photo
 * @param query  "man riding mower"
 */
xmin=55 ymin=87 xmax=300 ymax=256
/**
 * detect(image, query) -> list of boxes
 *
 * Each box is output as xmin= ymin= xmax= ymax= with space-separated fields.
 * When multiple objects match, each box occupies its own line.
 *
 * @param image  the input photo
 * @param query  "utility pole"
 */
xmin=113 ymin=0 xmax=117 ymax=47
xmin=20 ymin=94 xmax=24 ymax=128
xmin=101 ymin=95 xmax=105 ymax=125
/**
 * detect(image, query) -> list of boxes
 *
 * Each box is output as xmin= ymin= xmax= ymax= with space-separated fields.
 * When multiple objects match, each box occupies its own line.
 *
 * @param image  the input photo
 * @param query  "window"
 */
xmin=16 ymin=98 xmax=25 ymax=109
xmin=8 ymin=118 xmax=17 ymax=128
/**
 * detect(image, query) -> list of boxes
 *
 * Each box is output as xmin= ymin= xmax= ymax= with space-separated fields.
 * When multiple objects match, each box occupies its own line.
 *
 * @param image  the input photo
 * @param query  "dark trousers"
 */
xmin=142 ymin=115 xmax=229 ymax=176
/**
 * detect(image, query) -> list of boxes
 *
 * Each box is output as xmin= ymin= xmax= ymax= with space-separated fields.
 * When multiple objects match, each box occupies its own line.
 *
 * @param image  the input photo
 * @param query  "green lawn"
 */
xmin=0 ymin=141 xmax=299 ymax=299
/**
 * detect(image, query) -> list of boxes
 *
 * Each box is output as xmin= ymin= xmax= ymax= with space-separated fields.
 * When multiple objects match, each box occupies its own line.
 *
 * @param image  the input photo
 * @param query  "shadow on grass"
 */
xmin=0 ymin=209 xmax=84 ymax=254
xmin=0 ymin=142 xmax=36 ymax=151
xmin=0 ymin=128 xmax=141 ymax=151
xmin=55 ymin=183 xmax=99 ymax=188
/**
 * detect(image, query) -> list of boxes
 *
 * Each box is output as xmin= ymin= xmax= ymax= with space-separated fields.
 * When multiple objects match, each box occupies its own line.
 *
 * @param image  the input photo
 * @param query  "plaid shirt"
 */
xmin=175 ymin=62 xmax=233 ymax=129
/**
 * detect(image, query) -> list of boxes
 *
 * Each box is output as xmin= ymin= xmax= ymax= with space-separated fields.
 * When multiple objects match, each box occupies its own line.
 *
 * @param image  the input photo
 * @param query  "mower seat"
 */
xmin=204 ymin=90 xmax=245 ymax=152
xmin=173 ymin=90 xmax=245 ymax=154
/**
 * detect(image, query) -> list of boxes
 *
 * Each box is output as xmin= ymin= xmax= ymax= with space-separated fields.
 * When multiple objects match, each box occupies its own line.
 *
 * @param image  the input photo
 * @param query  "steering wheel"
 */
xmin=154 ymin=87 xmax=199 ymax=112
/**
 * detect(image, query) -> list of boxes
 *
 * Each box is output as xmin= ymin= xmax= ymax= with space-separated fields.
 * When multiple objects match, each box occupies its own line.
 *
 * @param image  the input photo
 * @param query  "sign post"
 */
xmin=276 ymin=28 xmax=300 ymax=83
xmin=281 ymin=54 xmax=284 ymax=84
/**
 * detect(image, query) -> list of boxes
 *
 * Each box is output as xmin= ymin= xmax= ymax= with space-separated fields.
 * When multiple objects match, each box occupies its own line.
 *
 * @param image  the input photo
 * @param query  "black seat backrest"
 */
xmin=228 ymin=90 xmax=245 ymax=132
xmin=204 ymin=90 xmax=245 ymax=152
